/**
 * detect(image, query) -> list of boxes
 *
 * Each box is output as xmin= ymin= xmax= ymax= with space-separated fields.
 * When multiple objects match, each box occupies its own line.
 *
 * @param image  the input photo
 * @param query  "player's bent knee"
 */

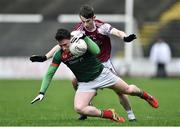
xmin=74 ymin=105 xmax=85 ymax=114
xmin=124 ymin=85 xmax=135 ymax=95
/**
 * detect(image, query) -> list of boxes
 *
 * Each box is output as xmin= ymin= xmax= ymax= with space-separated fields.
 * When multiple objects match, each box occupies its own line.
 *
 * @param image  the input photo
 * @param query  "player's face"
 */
xmin=58 ymin=39 xmax=70 ymax=52
xmin=80 ymin=16 xmax=95 ymax=31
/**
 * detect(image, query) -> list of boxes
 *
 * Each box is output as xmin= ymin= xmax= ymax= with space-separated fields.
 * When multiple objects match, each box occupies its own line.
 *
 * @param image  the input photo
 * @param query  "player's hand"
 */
xmin=123 ymin=34 xmax=137 ymax=42
xmin=70 ymin=31 xmax=85 ymax=43
xmin=31 ymin=92 xmax=44 ymax=104
xmin=30 ymin=55 xmax=47 ymax=62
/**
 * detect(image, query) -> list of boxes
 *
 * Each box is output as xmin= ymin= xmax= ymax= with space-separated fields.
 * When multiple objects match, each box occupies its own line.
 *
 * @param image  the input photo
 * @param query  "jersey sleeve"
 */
xmin=84 ymin=36 xmax=100 ymax=55
xmin=51 ymin=49 xmax=62 ymax=67
xmin=98 ymin=23 xmax=113 ymax=35
xmin=39 ymin=49 xmax=62 ymax=93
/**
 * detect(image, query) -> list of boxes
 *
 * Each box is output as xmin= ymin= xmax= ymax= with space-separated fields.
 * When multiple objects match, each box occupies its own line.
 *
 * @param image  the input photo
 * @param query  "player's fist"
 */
xmin=123 ymin=34 xmax=137 ymax=42
xmin=31 ymin=92 xmax=44 ymax=104
xmin=30 ymin=55 xmax=47 ymax=62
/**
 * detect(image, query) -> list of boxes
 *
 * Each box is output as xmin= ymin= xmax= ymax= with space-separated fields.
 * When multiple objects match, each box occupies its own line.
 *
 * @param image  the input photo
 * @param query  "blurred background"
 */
xmin=0 ymin=0 xmax=180 ymax=79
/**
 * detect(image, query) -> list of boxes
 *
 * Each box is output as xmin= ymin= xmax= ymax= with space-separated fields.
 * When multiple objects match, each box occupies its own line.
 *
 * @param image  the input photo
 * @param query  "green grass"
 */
xmin=0 ymin=78 xmax=180 ymax=126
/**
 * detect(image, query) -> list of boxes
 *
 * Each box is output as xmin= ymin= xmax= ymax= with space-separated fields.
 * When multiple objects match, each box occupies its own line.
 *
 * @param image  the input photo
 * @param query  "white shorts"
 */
xmin=77 ymin=67 xmax=120 ymax=92
xmin=102 ymin=59 xmax=117 ymax=74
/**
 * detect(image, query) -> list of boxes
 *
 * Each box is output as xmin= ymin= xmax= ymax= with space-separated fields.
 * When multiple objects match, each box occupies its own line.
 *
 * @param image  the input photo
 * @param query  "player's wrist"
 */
xmin=42 ymin=55 xmax=47 ymax=61
xmin=39 ymin=92 xmax=45 ymax=95
xmin=80 ymin=34 xmax=86 ymax=39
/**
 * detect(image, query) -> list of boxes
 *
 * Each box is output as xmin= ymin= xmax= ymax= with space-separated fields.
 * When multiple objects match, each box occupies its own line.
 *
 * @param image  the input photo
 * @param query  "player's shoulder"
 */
xmin=54 ymin=49 xmax=61 ymax=56
xmin=95 ymin=19 xmax=112 ymax=30
xmin=52 ymin=49 xmax=62 ymax=62
xmin=95 ymin=19 xmax=105 ymax=27
xmin=96 ymin=19 xmax=112 ymax=34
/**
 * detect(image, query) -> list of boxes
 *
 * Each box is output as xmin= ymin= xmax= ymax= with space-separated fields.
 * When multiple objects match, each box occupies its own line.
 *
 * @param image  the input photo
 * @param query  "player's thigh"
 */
xmin=109 ymin=78 xmax=129 ymax=94
xmin=74 ymin=92 xmax=96 ymax=108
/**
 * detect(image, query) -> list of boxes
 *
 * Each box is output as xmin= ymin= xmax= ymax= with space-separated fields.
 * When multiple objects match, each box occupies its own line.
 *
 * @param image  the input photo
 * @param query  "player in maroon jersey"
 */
xmin=30 ymin=5 xmax=137 ymax=121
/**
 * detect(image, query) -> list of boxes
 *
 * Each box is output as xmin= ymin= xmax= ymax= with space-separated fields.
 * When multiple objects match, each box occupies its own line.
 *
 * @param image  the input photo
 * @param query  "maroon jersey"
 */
xmin=73 ymin=20 xmax=113 ymax=62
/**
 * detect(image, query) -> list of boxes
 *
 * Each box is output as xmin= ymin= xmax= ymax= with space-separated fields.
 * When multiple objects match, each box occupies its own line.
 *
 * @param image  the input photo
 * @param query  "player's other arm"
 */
xmin=110 ymin=28 xmax=137 ymax=42
xmin=84 ymin=36 xmax=100 ymax=55
xmin=45 ymin=45 xmax=60 ymax=59
xmin=30 ymin=45 xmax=60 ymax=62
xmin=31 ymin=50 xmax=61 ymax=104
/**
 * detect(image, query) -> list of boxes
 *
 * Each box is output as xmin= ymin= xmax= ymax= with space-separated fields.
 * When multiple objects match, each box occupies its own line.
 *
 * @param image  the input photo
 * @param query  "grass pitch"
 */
xmin=0 ymin=78 xmax=180 ymax=126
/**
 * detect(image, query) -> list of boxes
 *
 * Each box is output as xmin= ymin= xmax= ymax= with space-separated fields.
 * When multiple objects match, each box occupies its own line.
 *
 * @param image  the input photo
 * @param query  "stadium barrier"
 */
xmin=0 ymin=57 xmax=180 ymax=79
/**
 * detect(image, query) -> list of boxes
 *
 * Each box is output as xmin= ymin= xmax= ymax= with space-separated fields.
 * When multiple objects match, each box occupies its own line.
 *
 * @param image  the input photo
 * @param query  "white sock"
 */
xmin=127 ymin=110 xmax=136 ymax=120
xmin=127 ymin=110 xmax=133 ymax=114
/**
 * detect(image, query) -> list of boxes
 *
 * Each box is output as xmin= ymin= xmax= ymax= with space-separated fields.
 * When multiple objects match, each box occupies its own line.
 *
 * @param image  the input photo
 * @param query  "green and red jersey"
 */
xmin=52 ymin=49 xmax=103 ymax=82
xmin=39 ymin=36 xmax=103 ymax=93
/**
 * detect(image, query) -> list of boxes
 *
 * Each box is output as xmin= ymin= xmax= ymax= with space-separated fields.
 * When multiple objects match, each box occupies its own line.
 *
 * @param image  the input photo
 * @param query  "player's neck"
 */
xmin=85 ymin=22 xmax=96 ymax=32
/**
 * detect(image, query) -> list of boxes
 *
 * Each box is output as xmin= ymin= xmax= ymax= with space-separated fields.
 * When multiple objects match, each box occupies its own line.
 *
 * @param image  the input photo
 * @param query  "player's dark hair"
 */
xmin=55 ymin=28 xmax=71 ymax=42
xmin=79 ymin=5 xmax=94 ymax=19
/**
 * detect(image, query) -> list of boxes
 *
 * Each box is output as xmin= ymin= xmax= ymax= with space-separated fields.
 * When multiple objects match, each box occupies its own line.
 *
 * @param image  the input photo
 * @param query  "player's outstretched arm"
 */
xmin=31 ymin=65 xmax=58 ymax=104
xmin=31 ymin=65 xmax=59 ymax=104
xmin=30 ymin=45 xmax=60 ymax=62
xmin=31 ymin=50 xmax=61 ymax=104
xmin=45 ymin=45 xmax=60 ymax=59
xmin=110 ymin=28 xmax=136 ymax=42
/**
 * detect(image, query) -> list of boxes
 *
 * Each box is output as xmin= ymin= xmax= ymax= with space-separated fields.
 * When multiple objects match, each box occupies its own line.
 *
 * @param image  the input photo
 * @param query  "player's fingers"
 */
xmin=31 ymin=97 xmax=40 ymax=104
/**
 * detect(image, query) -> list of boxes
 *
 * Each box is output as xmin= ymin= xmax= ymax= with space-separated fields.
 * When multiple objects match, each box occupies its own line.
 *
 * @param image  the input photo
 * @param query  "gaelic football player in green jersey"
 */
xmin=31 ymin=28 xmax=158 ymax=123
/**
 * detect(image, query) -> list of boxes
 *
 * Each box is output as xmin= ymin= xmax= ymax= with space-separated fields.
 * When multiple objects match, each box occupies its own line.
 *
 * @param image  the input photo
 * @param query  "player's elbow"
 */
xmin=91 ymin=46 xmax=100 ymax=55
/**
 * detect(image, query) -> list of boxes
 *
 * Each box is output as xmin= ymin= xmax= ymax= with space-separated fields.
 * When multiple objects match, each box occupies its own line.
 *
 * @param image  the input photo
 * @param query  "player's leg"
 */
xmin=74 ymin=91 xmax=125 ymax=123
xmin=109 ymin=78 xmax=159 ymax=108
xmin=72 ymin=78 xmax=88 ymax=120
xmin=103 ymin=60 xmax=136 ymax=121
xmin=117 ymin=93 xmax=136 ymax=121
xmin=74 ymin=91 xmax=99 ymax=116
xmin=74 ymin=67 xmax=125 ymax=123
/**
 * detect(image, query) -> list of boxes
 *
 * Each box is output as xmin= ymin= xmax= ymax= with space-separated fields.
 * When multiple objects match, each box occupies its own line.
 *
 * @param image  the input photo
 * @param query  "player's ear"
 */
xmin=93 ymin=16 xmax=96 ymax=20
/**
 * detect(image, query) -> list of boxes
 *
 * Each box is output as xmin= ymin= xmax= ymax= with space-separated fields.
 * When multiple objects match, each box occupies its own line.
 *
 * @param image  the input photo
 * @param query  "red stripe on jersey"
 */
xmin=51 ymin=63 xmax=59 ymax=67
